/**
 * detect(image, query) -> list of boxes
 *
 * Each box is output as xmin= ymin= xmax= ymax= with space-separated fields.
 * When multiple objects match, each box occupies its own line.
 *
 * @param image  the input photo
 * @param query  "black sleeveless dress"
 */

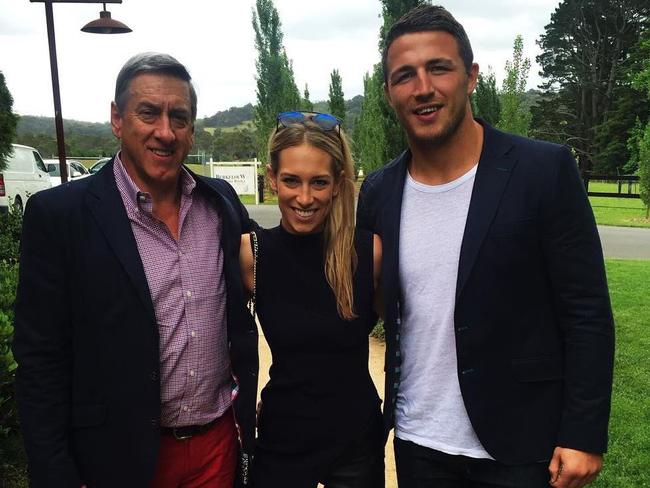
xmin=252 ymin=225 xmax=382 ymax=485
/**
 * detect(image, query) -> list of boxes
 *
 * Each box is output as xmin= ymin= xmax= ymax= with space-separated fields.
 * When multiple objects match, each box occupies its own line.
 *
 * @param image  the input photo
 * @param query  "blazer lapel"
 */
xmin=381 ymin=151 xmax=410 ymax=305
xmin=456 ymin=123 xmax=518 ymax=300
xmin=86 ymin=161 xmax=156 ymax=322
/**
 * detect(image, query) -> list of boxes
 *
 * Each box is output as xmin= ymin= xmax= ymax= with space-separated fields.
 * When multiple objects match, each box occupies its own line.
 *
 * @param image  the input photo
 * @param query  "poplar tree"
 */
xmin=354 ymin=0 xmax=423 ymax=171
xmin=497 ymin=35 xmax=531 ymax=136
xmin=302 ymin=84 xmax=314 ymax=112
xmin=472 ymin=68 xmax=501 ymax=126
xmin=0 ymin=71 xmax=18 ymax=171
xmin=252 ymin=0 xmax=301 ymax=161
xmin=328 ymin=69 xmax=346 ymax=123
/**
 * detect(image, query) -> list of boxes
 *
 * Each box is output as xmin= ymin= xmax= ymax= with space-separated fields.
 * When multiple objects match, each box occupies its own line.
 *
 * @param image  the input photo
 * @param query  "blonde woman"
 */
xmin=240 ymin=112 xmax=384 ymax=488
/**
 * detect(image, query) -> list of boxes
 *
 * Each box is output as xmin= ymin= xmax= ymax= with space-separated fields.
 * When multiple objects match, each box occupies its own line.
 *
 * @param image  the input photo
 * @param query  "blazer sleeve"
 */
xmin=12 ymin=194 xmax=82 ymax=487
xmin=356 ymin=173 xmax=379 ymax=233
xmin=539 ymin=146 xmax=615 ymax=454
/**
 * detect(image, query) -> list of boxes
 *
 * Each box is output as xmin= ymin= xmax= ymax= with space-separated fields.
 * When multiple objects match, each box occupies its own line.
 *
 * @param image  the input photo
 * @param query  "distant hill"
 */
xmin=202 ymin=104 xmax=254 ymax=128
xmin=17 ymin=116 xmax=113 ymax=138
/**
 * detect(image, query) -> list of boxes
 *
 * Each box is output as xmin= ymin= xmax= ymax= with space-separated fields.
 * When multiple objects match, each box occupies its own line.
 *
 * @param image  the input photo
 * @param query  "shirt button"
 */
xmin=191 ymin=331 xmax=196 ymax=338
xmin=186 ymin=290 xmax=192 ymax=298
xmin=189 ymin=370 xmax=195 ymax=377
xmin=183 ymin=406 xmax=189 ymax=412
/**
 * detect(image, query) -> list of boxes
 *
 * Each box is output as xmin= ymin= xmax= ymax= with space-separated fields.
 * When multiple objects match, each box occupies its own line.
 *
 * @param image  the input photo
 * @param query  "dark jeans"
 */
xmin=394 ymin=438 xmax=550 ymax=488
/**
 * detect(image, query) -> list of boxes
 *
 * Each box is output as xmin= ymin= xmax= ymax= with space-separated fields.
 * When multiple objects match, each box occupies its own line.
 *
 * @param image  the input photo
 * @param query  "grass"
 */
xmin=592 ymin=259 xmax=650 ymax=487
xmin=587 ymin=182 xmax=649 ymax=228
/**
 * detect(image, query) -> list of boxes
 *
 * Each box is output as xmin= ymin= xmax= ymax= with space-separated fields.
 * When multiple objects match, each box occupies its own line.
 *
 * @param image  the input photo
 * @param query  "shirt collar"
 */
xmin=114 ymin=151 xmax=197 ymax=212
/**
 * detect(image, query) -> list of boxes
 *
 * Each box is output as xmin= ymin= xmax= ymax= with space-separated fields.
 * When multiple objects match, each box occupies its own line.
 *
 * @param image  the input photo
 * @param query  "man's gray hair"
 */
xmin=114 ymin=52 xmax=197 ymax=122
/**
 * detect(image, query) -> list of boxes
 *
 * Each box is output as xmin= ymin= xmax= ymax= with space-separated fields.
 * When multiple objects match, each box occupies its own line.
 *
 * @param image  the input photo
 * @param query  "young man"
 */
xmin=357 ymin=6 xmax=614 ymax=488
xmin=13 ymin=53 xmax=258 ymax=488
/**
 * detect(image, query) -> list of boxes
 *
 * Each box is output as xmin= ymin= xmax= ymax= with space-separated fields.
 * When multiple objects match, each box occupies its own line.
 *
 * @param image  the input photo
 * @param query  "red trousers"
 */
xmin=151 ymin=410 xmax=238 ymax=488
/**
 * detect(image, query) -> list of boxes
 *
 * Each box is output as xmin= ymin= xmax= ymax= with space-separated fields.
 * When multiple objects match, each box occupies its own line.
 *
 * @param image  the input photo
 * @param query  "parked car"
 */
xmin=44 ymin=159 xmax=91 ymax=187
xmin=0 ymin=143 xmax=52 ymax=214
xmin=89 ymin=157 xmax=112 ymax=174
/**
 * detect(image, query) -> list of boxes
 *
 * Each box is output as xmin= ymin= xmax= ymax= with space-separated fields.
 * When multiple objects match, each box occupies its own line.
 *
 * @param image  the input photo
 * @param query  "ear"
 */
xmin=110 ymin=102 xmax=122 ymax=139
xmin=467 ymin=63 xmax=479 ymax=96
xmin=266 ymin=164 xmax=278 ymax=192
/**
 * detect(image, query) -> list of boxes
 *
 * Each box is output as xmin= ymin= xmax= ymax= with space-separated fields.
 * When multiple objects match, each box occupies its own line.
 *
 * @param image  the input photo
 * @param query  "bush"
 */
xmin=0 ymin=207 xmax=22 ymax=438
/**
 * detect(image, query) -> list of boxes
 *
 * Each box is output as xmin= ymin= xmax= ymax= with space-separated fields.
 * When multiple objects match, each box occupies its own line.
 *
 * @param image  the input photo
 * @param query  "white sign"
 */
xmin=210 ymin=164 xmax=257 ymax=195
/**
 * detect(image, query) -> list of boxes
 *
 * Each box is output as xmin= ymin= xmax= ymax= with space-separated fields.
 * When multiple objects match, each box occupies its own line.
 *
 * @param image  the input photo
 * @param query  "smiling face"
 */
xmin=110 ymin=72 xmax=194 ymax=194
xmin=269 ymin=142 xmax=340 ymax=235
xmin=384 ymin=30 xmax=478 ymax=150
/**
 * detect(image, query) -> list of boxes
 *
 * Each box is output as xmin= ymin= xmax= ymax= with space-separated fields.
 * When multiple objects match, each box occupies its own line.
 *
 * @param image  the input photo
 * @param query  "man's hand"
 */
xmin=549 ymin=447 xmax=603 ymax=488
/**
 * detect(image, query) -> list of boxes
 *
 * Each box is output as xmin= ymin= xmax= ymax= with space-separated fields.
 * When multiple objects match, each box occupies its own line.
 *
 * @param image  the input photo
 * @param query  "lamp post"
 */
xmin=30 ymin=0 xmax=131 ymax=183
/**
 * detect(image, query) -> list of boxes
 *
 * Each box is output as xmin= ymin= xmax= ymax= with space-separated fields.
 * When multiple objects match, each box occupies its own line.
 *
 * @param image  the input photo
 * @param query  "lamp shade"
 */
xmin=81 ymin=9 xmax=131 ymax=34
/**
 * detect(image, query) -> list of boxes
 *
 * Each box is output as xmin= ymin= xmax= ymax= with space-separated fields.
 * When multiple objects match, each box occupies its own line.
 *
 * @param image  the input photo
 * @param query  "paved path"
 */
xmin=246 ymin=205 xmax=650 ymax=260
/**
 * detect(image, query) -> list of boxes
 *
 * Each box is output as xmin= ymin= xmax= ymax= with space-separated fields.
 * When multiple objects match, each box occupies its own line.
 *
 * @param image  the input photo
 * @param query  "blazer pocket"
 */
xmin=72 ymin=404 xmax=106 ymax=428
xmin=512 ymin=356 xmax=563 ymax=382
xmin=488 ymin=218 xmax=537 ymax=238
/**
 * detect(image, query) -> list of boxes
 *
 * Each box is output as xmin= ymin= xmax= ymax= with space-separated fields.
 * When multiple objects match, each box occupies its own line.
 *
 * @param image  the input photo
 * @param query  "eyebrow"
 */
xmin=279 ymin=172 xmax=332 ymax=179
xmin=390 ymin=57 xmax=455 ymax=80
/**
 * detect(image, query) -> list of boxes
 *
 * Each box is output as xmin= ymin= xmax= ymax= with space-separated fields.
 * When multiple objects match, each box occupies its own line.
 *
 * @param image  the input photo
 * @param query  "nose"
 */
xmin=414 ymin=69 xmax=435 ymax=101
xmin=296 ymin=184 xmax=314 ymax=207
xmin=154 ymin=115 xmax=176 ymax=144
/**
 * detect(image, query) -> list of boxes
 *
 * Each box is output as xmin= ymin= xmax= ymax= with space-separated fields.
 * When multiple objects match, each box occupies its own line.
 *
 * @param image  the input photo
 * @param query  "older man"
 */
xmin=13 ymin=53 xmax=258 ymax=488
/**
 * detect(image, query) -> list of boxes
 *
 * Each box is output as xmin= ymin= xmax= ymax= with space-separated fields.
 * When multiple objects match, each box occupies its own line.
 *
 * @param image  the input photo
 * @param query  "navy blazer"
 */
xmin=357 ymin=121 xmax=614 ymax=464
xmin=13 ymin=159 xmax=258 ymax=487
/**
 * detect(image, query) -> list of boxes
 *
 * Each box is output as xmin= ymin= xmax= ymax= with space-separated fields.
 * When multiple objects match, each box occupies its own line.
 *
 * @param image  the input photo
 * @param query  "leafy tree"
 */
xmin=535 ymin=0 xmax=649 ymax=171
xmin=302 ymin=84 xmax=314 ymax=112
xmin=638 ymin=124 xmax=650 ymax=217
xmin=252 ymin=0 xmax=301 ymax=161
xmin=497 ymin=35 xmax=531 ymax=136
xmin=354 ymin=0 xmax=423 ymax=171
xmin=328 ymin=69 xmax=346 ymax=123
xmin=631 ymin=27 xmax=650 ymax=216
xmin=472 ymin=68 xmax=501 ymax=126
xmin=0 ymin=71 xmax=18 ymax=171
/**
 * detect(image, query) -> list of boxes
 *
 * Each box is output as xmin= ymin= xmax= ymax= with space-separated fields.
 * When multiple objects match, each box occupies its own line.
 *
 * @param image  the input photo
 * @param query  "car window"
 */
xmin=46 ymin=163 xmax=61 ymax=176
xmin=33 ymin=151 xmax=47 ymax=172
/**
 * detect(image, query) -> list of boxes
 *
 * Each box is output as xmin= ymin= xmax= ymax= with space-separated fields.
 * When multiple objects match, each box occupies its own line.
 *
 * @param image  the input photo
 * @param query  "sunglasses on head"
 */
xmin=276 ymin=111 xmax=342 ymax=133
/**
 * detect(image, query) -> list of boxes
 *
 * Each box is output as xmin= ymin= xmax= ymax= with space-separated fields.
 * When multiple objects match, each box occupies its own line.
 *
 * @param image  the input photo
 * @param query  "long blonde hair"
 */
xmin=268 ymin=121 xmax=358 ymax=320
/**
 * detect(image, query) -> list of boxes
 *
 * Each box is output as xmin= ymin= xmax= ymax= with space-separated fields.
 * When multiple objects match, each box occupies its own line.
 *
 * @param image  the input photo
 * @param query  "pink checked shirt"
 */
xmin=114 ymin=154 xmax=231 ymax=428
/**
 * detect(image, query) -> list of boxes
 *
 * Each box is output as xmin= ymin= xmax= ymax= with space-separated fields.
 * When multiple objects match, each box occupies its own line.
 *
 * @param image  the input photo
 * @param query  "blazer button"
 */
xmin=150 ymin=418 xmax=159 ymax=429
xmin=461 ymin=368 xmax=476 ymax=375
xmin=150 ymin=371 xmax=159 ymax=381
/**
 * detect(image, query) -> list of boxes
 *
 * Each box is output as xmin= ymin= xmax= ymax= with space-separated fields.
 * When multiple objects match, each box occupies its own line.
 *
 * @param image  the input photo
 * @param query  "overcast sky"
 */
xmin=0 ymin=0 xmax=559 ymax=123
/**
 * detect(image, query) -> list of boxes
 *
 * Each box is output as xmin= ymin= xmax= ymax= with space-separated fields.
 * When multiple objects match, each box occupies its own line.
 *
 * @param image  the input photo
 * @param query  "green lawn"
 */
xmin=593 ymin=259 xmax=650 ymax=487
xmin=586 ymin=182 xmax=649 ymax=228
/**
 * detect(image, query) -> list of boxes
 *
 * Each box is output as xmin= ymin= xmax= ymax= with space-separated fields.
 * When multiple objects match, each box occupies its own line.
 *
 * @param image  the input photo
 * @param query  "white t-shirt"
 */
xmin=395 ymin=164 xmax=492 ymax=459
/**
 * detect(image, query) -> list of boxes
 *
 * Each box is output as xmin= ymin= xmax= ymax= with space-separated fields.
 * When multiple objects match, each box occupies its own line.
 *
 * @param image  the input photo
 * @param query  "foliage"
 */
xmin=328 ymin=69 xmax=346 ymax=123
xmin=497 ymin=35 xmax=531 ymax=136
xmin=0 ymin=71 xmax=19 ymax=172
xmin=472 ymin=68 xmax=501 ymax=126
xmin=637 ymin=124 xmax=650 ymax=217
xmin=535 ymin=0 xmax=649 ymax=171
xmin=0 ymin=207 xmax=21 ymax=440
xmin=302 ymin=84 xmax=314 ymax=113
xmin=252 ymin=0 xmax=301 ymax=162
xmin=203 ymin=103 xmax=254 ymax=128
xmin=354 ymin=0 xmax=424 ymax=172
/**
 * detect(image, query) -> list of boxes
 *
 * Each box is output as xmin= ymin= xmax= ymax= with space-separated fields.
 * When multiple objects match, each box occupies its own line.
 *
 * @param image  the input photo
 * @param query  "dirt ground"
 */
xmin=256 ymin=325 xmax=398 ymax=488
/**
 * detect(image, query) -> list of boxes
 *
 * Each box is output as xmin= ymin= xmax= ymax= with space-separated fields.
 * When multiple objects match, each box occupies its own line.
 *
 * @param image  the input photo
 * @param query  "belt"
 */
xmin=160 ymin=416 xmax=219 ymax=441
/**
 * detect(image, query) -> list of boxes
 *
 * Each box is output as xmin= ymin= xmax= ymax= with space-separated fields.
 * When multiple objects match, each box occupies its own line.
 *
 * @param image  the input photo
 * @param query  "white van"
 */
xmin=0 ymin=143 xmax=52 ymax=214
